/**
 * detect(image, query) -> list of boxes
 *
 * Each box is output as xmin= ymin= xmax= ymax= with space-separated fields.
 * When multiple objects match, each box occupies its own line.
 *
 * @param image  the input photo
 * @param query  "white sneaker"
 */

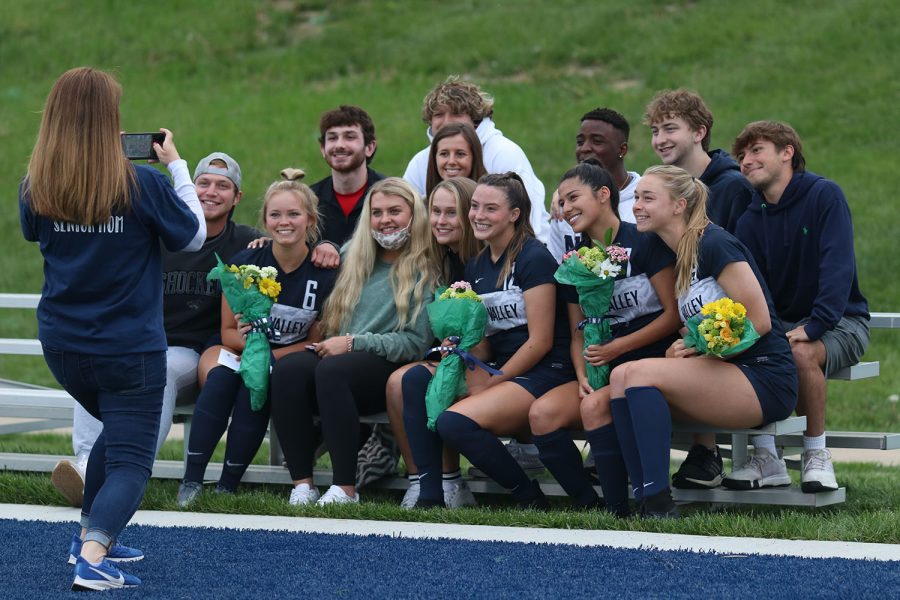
xmin=801 ymin=449 xmax=839 ymax=492
xmin=288 ymin=483 xmax=321 ymax=506
xmin=400 ymin=480 xmax=420 ymax=510
xmin=443 ymin=478 xmax=477 ymax=508
xmin=316 ymin=485 xmax=360 ymax=505
xmin=723 ymin=447 xmax=791 ymax=490
xmin=51 ymin=459 xmax=86 ymax=507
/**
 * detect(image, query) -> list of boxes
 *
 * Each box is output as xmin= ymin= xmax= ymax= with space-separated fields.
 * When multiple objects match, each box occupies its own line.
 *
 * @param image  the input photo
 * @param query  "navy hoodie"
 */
xmin=735 ymin=171 xmax=869 ymax=341
xmin=700 ymin=149 xmax=753 ymax=233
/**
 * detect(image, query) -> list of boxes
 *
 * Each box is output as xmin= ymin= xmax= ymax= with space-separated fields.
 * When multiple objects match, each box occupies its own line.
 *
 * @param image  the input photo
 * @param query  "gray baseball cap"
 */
xmin=193 ymin=152 xmax=241 ymax=190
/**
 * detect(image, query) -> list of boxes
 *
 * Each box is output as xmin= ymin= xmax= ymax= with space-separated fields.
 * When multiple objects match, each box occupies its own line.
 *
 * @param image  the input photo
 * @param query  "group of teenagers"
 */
xmin=21 ymin=67 xmax=868 ymax=591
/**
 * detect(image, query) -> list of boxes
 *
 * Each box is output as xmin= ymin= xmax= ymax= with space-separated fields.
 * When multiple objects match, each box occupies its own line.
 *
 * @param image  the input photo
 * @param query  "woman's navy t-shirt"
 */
xmin=19 ymin=164 xmax=199 ymax=354
xmin=677 ymin=224 xmax=793 ymax=365
xmin=562 ymin=222 xmax=674 ymax=338
xmin=465 ymin=237 xmax=570 ymax=367
xmin=227 ymin=244 xmax=337 ymax=348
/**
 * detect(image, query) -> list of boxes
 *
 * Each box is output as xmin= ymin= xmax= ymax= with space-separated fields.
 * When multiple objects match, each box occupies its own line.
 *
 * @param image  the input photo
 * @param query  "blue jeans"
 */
xmin=43 ymin=348 xmax=166 ymax=548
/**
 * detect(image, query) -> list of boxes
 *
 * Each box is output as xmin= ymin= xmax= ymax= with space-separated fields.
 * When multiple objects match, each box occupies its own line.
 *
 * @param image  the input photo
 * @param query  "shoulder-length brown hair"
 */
xmin=425 ymin=122 xmax=486 ymax=198
xmin=25 ymin=67 xmax=135 ymax=224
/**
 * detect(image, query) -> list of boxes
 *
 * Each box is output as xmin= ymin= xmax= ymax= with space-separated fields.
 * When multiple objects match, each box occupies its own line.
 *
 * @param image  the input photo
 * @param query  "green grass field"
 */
xmin=2 ymin=0 xmax=897 ymax=429
xmin=1 ymin=433 xmax=898 ymax=543
xmin=0 ymin=0 xmax=898 ymax=537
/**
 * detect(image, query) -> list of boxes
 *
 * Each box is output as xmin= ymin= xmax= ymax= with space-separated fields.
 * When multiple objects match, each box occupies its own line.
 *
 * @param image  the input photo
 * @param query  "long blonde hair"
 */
xmin=643 ymin=165 xmax=710 ymax=296
xmin=428 ymin=177 xmax=481 ymax=284
xmin=321 ymin=178 xmax=437 ymax=336
xmin=25 ymin=67 xmax=135 ymax=224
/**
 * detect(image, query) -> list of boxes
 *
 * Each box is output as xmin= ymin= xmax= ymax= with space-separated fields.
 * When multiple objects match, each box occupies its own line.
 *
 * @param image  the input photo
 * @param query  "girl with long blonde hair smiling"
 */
xmin=270 ymin=177 xmax=437 ymax=505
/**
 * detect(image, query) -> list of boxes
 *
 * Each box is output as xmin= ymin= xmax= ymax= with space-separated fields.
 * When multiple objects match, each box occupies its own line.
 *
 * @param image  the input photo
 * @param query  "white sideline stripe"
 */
xmin=3 ymin=504 xmax=898 ymax=562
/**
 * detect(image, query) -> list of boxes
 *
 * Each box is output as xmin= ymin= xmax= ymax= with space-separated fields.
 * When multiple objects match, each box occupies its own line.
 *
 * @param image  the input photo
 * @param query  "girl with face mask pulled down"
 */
xmin=385 ymin=177 xmax=484 ymax=509
xmin=270 ymin=178 xmax=437 ymax=506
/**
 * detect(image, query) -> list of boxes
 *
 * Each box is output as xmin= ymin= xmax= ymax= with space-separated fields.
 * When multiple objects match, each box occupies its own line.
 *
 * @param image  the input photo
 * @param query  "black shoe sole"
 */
xmin=722 ymin=479 xmax=791 ymax=491
xmin=801 ymin=481 xmax=839 ymax=493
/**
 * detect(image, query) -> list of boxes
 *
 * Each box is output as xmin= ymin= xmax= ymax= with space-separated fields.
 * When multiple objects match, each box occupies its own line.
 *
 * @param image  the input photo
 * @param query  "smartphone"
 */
xmin=121 ymin=132 xmax=165 ymax=161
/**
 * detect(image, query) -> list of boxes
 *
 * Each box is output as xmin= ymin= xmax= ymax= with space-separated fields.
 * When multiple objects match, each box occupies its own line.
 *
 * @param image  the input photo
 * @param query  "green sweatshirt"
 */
xmin=347 ymin=259 xmax=433 ymax=363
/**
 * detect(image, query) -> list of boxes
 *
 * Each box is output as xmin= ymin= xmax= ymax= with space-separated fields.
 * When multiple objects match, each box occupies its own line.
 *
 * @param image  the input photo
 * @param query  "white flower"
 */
xmin=260 ymin=266 xmax=278 ymax=280
xmin=592 ymin=259 xmax=622 ymax=279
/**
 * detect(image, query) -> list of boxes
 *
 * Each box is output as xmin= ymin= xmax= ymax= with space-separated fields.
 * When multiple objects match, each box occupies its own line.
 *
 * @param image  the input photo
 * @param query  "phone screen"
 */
xmin=121 ymin=133 xmax=163 ymax=161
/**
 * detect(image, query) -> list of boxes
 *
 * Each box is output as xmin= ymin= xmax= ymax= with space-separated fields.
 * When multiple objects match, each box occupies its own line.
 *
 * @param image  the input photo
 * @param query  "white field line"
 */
xmin=3 ymin=503 xmax=898 ymax=562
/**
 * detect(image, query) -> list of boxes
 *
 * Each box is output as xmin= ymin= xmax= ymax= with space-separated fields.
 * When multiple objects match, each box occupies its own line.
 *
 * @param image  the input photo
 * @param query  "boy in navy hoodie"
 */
xmin=727 ymin=121 xmax=869 ymax=493
xmin=644 ymin=89 xmax=755 ymax=489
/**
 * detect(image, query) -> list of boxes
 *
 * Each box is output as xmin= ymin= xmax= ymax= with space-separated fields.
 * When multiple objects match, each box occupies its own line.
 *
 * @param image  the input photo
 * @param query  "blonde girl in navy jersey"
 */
xmin=606 ymin=165 xmax=797 ymax=517
xmin=403 ymin=172 xmax=573 ymax=509
xmin=385 ymin=177 xmax=482 ymax=508
xmin=177 ymin=175 xmax=336 ymax=506
xmin=528 ymin=161 xmax=679 ymax=516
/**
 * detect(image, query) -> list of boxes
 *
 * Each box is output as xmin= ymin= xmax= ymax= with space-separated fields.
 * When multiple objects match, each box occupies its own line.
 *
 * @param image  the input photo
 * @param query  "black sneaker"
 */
xmin=672 ymin=444 xmax=724 ymax=489
xmin=640 ymin=488 xmax=679 ymax=519
xmin=515 ymin=480 xmax=550 ymax=510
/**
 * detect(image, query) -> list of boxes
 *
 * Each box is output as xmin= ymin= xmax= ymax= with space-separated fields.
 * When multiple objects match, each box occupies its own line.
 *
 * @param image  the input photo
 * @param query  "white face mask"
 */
xmin=371 ymin=222 xmax=411 ymax=250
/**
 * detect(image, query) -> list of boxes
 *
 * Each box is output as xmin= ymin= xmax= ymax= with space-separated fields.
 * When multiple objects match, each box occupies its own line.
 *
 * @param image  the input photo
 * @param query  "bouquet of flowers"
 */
xmin=207 ymin=254 xmax=282 ymax=411
xmin=554 ymin=229 xmax=630 ymax=390
xmin=682 ymin=297 xmax=760 ymax=358
xmin=424 ymin=281 xmax=494 ymax=430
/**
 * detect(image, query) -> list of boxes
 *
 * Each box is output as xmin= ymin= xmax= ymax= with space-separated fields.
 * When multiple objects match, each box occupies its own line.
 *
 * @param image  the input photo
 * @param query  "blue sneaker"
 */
xmin=72 ymin=556 xmax=141 ymax=591
xmin=68 ymin=534 xmax=144 ymax=565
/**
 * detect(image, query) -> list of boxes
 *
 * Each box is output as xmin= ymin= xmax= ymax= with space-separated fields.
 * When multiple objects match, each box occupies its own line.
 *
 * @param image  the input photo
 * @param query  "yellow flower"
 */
xmin=259 ymin=278 xmax=281 ymax=299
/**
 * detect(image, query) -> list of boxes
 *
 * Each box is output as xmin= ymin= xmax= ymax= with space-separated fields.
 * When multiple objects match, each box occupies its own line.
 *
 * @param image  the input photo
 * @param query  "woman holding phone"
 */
xmin=19 ymin=67 xmax=205 ymax=590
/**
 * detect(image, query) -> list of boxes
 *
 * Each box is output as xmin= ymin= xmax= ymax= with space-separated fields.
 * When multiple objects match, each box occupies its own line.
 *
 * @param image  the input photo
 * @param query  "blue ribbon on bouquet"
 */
xmin=248 ymin=316 xmax=281 ymax=342
xmin=425 ymin=338 xmax=503 ymax=377
xmin=577 ymin=315 xmax=627 ymax=333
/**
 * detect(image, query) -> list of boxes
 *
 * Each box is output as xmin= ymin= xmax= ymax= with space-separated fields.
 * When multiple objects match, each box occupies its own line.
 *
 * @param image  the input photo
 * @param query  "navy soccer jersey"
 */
xmin=562 ymin=222 xmax=674 ymax=338
xmin=20 ymin=164 xmax=199 ymax=354
xmin=227 ymin=244 xmax=336 ymax=347
xmin=464 ymin=237 xmax=570 ymax=366
xmin=677 ymin=224 xmax=792 ymax=365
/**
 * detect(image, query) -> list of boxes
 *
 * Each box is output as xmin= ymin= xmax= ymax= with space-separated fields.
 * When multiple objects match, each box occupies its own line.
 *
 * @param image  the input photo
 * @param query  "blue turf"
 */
xmin=7 ymin=518 xmax=898 ymax=599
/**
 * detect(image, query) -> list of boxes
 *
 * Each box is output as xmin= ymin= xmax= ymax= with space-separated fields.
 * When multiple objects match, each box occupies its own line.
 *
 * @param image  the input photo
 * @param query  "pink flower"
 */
xmin=605 ymin=245 xmax=629 ymax=264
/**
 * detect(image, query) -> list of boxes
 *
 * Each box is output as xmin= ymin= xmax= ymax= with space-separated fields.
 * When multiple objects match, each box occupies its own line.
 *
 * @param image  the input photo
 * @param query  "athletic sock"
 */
xmin=183 ymin=367 xmax=241 ymax=484
xmin=803 ymin=433 xmax=827 ymax=452
xmin=435 ymin=411 xmax=532 ymax=496
xmin=751 ymin=434 xmax=778 ymax=456
xmin=609 ymin=396 xmax=645 ymax=501
xmin=623 ymin=386 xmax=672 ymax=498
xmin=533 ymin=429 xmax=599 ymax=508
xmin=402 ymin=366 xmax=443 ymax=502
xmin=218 ymin=384 xmax=271 ymax=492
xmin=442 ymin=470 xmax=462 ymax=482
xmin=583 ymin=423 xmax=629 ymax=515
